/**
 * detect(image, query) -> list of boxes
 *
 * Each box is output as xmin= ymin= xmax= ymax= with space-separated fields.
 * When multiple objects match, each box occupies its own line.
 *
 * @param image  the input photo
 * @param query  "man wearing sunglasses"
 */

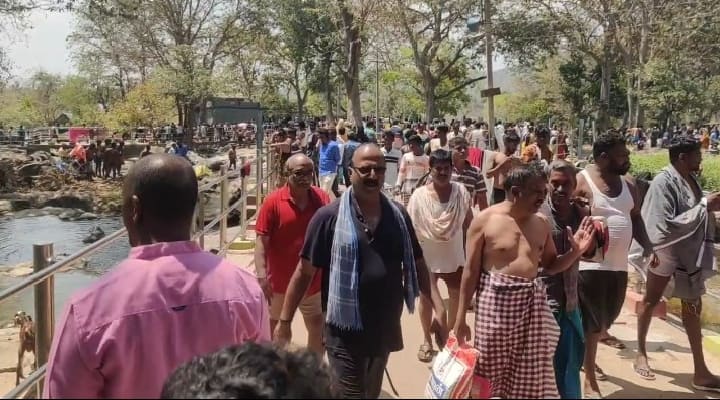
xmin=255 ymin=153 xmax=330 ymax=356
xmin=276 ymin=144 xmax=440 ymax=398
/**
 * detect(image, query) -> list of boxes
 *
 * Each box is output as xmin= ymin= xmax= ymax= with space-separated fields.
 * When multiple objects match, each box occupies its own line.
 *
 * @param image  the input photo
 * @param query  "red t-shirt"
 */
xmin=255 ymin=185 xmax=329 ymax=295
xmin=467 ymin=147 xmax=483 ymax=169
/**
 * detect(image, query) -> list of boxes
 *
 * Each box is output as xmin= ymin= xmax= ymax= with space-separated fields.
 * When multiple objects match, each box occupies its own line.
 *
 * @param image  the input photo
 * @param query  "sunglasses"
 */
xmin=351 ymin=166 xmax=387 ymax=176
xmin=288 ymin=170 xmax=314 ymax=178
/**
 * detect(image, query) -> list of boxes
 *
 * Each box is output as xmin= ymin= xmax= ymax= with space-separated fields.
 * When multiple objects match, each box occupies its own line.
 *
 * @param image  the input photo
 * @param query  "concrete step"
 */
xmin=229 ymin=227 xmax=256 ymax=251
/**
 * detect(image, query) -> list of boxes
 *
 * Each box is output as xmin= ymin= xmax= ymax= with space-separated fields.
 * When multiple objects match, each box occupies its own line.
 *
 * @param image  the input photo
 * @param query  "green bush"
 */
xmin=630 ymin=152 xmax=720 ymax=192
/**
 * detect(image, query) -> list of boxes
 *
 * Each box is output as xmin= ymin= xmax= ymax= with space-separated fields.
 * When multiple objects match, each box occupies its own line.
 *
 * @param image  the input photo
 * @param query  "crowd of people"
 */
xmin=57 ymin=138 xmax=126 ymax=179
xmin=36 ymin=115 xmax=720 ymax=399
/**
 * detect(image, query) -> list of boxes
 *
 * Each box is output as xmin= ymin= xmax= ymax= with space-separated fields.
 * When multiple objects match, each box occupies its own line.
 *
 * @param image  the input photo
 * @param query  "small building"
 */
xmin=200 ymin=98 xmax=262 ymax=125
xmin=53 ymin=113 xmax=72 ymax=126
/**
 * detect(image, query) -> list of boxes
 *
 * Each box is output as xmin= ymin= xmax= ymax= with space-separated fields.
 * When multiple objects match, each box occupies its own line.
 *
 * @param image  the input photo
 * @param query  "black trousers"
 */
xmin=331 ymin=167 xmax=342 ymax=197
xmin=326 ymin=344 xmax=389 ymax=399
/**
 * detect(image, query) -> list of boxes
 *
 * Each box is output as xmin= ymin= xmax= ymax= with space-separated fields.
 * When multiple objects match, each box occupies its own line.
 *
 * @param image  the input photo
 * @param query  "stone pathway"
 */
xmin=225 ymin=247 xmax=720 ymax=399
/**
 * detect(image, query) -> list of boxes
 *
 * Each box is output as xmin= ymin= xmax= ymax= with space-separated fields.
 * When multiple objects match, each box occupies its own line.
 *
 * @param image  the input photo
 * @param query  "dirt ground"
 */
xmin=0 ymin=326 xmax=36 ymax=395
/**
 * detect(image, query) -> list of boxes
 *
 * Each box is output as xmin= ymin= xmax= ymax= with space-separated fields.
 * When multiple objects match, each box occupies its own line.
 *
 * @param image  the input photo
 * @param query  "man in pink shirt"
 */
xmin=44 ymin=154 xmax=270 ymax=399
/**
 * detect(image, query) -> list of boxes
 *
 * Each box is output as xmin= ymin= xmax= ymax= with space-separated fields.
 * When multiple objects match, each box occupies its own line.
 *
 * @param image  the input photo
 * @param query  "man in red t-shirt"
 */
xmin=254 ymin=153 xmax=330 ymax=355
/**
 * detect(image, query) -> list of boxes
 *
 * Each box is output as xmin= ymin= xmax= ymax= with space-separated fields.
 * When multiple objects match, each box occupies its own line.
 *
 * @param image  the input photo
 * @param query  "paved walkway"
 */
xmin=225 ymin=240 xmax=720 ymax=399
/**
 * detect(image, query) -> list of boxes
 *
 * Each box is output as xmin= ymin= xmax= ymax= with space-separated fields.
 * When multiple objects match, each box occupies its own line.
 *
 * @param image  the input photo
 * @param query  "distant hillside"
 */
xmin=454 ymin=68 xmax=524 ymax=120
xmin=492 ymin=68 xmax=521 ymax=93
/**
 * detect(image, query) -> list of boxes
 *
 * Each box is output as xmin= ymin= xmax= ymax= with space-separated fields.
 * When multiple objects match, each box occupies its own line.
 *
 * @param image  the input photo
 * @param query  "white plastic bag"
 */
xmin=425 ymin=333 xmax=480 ymax=399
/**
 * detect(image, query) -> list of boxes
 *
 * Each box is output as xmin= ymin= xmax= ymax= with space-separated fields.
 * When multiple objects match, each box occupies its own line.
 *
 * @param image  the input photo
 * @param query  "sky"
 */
xmin=3 ymin=9 xmax=506 ymax=80
xmin=5 ymin=10 xmax=75 ymax=79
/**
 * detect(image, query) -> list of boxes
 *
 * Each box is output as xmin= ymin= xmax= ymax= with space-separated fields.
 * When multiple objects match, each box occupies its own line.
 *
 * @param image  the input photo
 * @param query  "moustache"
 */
xmin=363 ymin=179 xmax=379 ymax=187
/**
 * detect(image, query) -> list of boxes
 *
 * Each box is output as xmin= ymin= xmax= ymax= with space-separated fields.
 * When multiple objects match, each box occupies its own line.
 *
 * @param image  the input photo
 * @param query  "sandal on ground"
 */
xmin=600 ymin=336 xmax=626 ymax=349
xmin=692 ymin=382 xmax=720 ymax=393
xmin=581 ymin=365 xmax=608 ymax=381
xmin=595 ymin=365 xmax=608 ymax=381
xmin=632 ymin=363 xmax=656 ymax=380
xmin=417 ymin=343 xmax=433 ymax=363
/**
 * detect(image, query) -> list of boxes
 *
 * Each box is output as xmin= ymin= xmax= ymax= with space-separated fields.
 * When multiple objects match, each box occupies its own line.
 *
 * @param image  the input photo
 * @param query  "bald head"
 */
xmin=350 ymin=143 xmax=384 ymax=168
xmin=123 ymin=153 xmax=198 ymax=223
xmin=284 ymin=153 xmax=313 ymax=172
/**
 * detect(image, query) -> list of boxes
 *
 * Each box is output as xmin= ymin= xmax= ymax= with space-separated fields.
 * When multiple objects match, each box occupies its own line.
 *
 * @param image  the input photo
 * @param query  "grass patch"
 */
xmin=666 ymin=297 xmax=720 ymax=331
xmin=630 ymin=151 xmax=720 ymax=192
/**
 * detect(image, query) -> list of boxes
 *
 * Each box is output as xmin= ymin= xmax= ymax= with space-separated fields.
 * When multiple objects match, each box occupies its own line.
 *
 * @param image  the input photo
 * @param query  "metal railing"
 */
xmin=0 ymin=145 xmax=281 ymax=398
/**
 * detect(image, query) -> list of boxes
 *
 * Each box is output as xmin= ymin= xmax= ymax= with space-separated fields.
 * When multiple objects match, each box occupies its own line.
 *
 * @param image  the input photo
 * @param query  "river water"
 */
xmin=0 ymin=215 xmax=128 ymax=324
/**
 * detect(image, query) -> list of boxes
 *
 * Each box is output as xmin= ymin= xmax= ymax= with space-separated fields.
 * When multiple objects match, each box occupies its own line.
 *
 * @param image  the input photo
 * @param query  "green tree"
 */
xmin=393 ymin=0 xmax=483 ymax=122
xmin=55 ymin=76 xmax=104 ymax=125
xmin=104 ymin=80 xmax=176 ymax=130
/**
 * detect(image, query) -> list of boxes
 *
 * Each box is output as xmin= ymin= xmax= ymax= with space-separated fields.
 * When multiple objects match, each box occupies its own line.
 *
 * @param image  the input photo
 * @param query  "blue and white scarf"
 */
xmin=326 ymin=187 xmax=420 ymax=330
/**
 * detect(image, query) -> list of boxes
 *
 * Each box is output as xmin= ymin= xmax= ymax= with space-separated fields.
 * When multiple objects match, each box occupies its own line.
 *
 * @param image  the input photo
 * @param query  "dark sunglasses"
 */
xmin=351 ymin=166 xmax=387 ymax=175
xmin=288 ymin=170 xmax=314 ymax=178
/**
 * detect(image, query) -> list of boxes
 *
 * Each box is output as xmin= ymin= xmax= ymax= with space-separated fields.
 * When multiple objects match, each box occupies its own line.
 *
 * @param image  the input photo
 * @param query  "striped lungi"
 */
xmin=474 ymin=272 xmax=560 ymax=399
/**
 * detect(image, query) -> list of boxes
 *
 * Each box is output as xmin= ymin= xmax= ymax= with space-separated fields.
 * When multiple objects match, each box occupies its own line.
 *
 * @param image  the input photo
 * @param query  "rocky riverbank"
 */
xmin=0 ymin=182 xmax=122 ymax=218
xmin=0 ymin=147 xmax=125 ymax=217
xmin=0 ymin=145 xmax=247 ymax=220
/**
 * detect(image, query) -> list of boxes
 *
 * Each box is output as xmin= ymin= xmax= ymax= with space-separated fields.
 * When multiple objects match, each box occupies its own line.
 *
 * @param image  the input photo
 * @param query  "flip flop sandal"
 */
xmin=583 ymin=391 xmax=603 ymax=399
xmin=595 ymin=365 xmax=608 ymax=381
xmin=581 ymin=365 xmax=608 ymax=381
xmin=600 ymin=336 xmax=626 ymax=349
xmin=417 ymin=343 xmax=433 ymax=363
xmin=692 ymin=382 xmax=720 ymax=393
xmin=632 ymin=363 xmax=656 ymax=380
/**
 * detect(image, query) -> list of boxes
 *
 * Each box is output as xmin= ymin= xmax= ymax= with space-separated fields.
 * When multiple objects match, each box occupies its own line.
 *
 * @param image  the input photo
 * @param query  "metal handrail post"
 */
xmin=33 ymin=243 xmax=55 ymax=396
xmin=268 ymin=148 xmax=275 ymax=196
xmin=240 ymin=157 xmax=248 ymax=241
xmin=219 ymin=166 xmax=228 ymax=249
xmin=256 ymin=150 xmax=263 ymax=206
xmin=197 ymin=195 xmax=205 ymax=250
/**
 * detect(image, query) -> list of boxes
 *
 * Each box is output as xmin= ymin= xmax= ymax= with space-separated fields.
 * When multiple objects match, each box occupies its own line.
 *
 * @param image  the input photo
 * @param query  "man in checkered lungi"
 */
xmin=454 ymin=162 xmax=596 ymax=398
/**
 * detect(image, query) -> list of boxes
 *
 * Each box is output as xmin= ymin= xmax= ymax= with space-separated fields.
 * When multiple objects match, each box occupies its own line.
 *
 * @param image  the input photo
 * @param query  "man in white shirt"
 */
xmin=381 ymin=130 xmax=402 ymax=194
xmin=469 ymin=123 xmax=486 ymax=149
xmin=495 ymin=121 xmax=505 ymax=153
xmin=428 ymin=123 xmax=450 ymax=153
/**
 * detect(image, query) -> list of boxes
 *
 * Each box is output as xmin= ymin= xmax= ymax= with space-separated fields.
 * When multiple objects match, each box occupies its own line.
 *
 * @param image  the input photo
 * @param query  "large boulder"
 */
xmin=0 ymin=200 xmax=10 ymax=214
xmin=77 ymin=212 xmax=99 ymax=220
xmin=42 ymin=195 xmax=93 ymax=211
xmin=10 ymin=199 xmax=32 ymax=211
xmin=0 ymin=160 xmax=16 ymax=192
xmin=83 ymin=226 xmax=105 ymax=244
xmin=16 ymin=162 xmax=46 ymax=178
xmin=58 ymin=209 xmax=83 ymax=221
xmin=208 ymin=159 xmax=224 ymax=171
xmin=28 ymin=151 xmax=53 ymax=163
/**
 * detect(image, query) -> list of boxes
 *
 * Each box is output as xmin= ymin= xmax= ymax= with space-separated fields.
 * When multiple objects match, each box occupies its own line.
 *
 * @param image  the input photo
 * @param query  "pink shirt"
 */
xmin=44 ymin=241 xmax=270 ymax=399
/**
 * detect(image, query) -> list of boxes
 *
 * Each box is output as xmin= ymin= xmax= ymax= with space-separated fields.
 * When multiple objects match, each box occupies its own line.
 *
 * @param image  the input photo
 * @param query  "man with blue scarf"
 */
xmin=275 ymin=143 xmax=439 ymax=399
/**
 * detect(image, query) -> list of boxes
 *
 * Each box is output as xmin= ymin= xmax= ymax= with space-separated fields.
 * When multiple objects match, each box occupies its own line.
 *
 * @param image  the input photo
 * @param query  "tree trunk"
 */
xmin=323 ymin=56 xmax=334 ymax=121
xmin=597 ymin=61 xmax=612 ymax=133
xmin=325 ymin=83 xmax=334 ymax=121
xmin=626 ymin=74 xmax=636 ymax=127
xmin=345 ymin=75 xmax=363 ymax=129
xmin=424 ymin=80 xmax=437 ymax=124
xmin=176 ymin=99 xmax=184 ymax=127
xmin=634 ymin=76 xmax=645 ymax=127
xmin=339 ymin=0 xmax=363 ymax=129
xmin=597 ymin=0 xmax=615 ymax=134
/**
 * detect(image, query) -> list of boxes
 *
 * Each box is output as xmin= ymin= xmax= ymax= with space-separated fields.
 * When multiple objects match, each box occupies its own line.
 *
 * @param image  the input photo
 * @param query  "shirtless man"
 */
xmin=486 ymin=130 xmax=521 ymax=204
xmin=455 ymin=162 xmax=595 ymax=398
xmin=271 ymin=129 xmax=294 ymax=186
